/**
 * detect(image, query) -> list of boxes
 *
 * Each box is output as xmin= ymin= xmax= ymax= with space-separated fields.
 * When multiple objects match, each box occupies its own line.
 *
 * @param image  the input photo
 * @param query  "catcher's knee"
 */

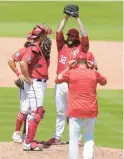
xmin=33 ymin=107 xmax=45 ymax=124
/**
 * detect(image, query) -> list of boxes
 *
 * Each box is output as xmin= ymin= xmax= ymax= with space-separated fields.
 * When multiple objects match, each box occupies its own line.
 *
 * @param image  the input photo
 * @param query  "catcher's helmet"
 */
xmin=76 ymin=53 xmax=87 ymax=61
xmin=66 ymin=28 xmax=79 ymax=37
xmin=27 ymin=24 xmax=53 ymax=39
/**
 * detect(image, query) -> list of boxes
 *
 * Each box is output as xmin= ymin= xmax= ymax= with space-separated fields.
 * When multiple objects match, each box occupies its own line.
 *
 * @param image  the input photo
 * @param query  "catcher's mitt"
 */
xmin=14 ymin=79 xmax=24 ymax=89
xmin=63 ymin=4 xmax=79 ymax=17
xmin=41 ymin=37 xmax=52 ymax=60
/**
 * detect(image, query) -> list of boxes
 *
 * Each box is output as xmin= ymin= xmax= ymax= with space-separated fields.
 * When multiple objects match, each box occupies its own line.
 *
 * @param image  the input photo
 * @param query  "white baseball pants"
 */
xmin=24 ymin=79 xmax=47 ymax=111
xmin=53 ymin=82 xmax=68 ymax=139
xmin=23 ymin=79 xmax=47 ymax=135
xmin=19 ymin=88 xmax=29 ymax=114
xmin=69 ymin=117 xmax=96 ymax=159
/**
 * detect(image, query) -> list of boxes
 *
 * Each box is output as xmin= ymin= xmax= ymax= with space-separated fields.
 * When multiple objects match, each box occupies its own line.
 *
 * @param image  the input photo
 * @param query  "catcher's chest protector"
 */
xmin=29 ymin=45 xmax=49 ymax=76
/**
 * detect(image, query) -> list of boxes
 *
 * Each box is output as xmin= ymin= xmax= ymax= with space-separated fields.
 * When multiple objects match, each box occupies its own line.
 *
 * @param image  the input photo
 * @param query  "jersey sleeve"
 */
xmin=56 ymin=32 xmax=66 ymax=52
xmin=87 ymin=52 xmax=95 ymax=62
xmin=12 ymin=48 xmax=25 ymax=62
xmin=21 ymin=47 xmax=37 ymax=64
xmin=55 ymin=70 xmax=70 ymax=83
xmin=87 ymin=52 xmax=98 ymax=69
xmin=80 ymin=36 xmax=89 ymax=53
xmin=95 ymin=71 xmax=107 ymax=86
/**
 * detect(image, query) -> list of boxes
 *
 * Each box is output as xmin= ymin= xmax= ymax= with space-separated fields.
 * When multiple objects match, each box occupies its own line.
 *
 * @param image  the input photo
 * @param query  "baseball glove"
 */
xmin=41 ymin=37 xmax=52 ymax=60
xmin=14 ymin=79 xmax=24 ymax=89
xmin=63 ymin=4 xmax=79 ymax=17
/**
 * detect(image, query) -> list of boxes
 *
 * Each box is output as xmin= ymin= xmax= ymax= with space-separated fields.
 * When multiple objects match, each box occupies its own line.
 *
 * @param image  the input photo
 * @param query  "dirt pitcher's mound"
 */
xmin=0 ymin=142 xmax=123 ymax=159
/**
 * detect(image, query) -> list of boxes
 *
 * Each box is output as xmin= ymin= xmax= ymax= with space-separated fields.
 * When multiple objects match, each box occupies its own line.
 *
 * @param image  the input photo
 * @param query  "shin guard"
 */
xmin=15 ymin=112 xmax=26 ymax=132
xmin=25 ymin=107 xmax=45 ymax=144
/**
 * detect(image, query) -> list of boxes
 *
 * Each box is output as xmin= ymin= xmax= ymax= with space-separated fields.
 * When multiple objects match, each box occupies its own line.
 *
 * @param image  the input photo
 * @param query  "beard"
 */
xmin=67 ymin=39 xmax=79 ymax=47
xmin=67 ymin=40 xmax=73 ymax=45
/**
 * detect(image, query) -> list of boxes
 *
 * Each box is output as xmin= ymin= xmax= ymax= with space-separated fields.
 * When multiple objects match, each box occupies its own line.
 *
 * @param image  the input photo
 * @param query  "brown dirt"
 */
xmin=0 ymin=37 xmax=123 ymax=89
xmin=0 ymin=142 xmax=123 ymax=159
xmin=0 ymin=37 xmax=123 ymax=158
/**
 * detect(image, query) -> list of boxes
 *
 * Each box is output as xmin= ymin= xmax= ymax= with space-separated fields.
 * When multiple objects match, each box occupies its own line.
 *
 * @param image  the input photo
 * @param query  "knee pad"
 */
xmin=17 ymin=111 xmax=26 ymax=121
xmin=33 ymin=107 xmax=45 ymax=124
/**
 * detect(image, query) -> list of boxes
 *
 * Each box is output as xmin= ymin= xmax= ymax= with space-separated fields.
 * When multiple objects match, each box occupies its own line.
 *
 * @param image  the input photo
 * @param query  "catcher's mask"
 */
xmin=66 ymin=28 xmax=80 ymax=47
xmin=27 ymin=24 xmax=53 ymax=40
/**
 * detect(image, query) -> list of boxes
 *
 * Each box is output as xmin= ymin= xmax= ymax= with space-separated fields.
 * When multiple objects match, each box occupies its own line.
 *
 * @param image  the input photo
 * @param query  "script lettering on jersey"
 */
xmin=59 ymin=55 xmax=67 ymax=64
xmin=71 ymin=48 xmax=79 ymax=59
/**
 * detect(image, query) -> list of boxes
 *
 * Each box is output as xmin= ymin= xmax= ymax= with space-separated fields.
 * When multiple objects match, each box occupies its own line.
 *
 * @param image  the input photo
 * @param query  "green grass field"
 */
xmin=0 ymin=1 xmax=123 ymax=41
xmin=0 ymin=88 xmax=123 ymax=149
xmin=0 ymin=0 xmax=123 ymax=150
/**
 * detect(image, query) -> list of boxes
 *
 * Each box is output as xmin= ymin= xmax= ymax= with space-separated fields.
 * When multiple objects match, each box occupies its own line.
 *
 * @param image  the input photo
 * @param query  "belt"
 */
xmin=37 ymin=79 xmax=46 ymax=82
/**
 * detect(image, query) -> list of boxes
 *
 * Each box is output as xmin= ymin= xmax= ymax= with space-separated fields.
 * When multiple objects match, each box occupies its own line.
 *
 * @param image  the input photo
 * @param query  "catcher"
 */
xmin=14 ymin=37 xmax=52 ymax=89
xmin=47 ymin=4 xmax=98 ymax=147
xmin=19 ymin=23 xmax=52 ymax=151
xmin=8 ymin=24 xmax=52 ymax=146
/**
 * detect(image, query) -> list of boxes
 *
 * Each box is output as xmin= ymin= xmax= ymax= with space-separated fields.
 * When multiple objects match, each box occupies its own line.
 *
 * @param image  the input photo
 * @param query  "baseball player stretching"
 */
xmin=19 ymin=24 xmax=52 ymax=151
xmin=47 ymin=12 xmax=97 ymax=146
xmin=8 ymin=48 xmax=29 ymax=143
xmin=55 ymin=53 xmax=107 ymax=159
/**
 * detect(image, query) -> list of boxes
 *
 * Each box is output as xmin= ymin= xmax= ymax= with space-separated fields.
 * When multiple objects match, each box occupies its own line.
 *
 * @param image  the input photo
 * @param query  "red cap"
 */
xmin=76 ymin=53 xmax=87 ymax=61
xmin=66 ymin=28 xmax=79 ymax=37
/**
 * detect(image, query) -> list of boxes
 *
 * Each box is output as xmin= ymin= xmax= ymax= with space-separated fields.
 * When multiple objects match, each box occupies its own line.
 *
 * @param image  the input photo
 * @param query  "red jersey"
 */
xmin=21 ymin=44 xmax=49 ymax=80
xmin=56 ymin=32 xmax=90 ymax=74
xmin=55 ymin=68 xmax=107 ymax=118
xmin=12 ymin=48 xmax=26 ymax=62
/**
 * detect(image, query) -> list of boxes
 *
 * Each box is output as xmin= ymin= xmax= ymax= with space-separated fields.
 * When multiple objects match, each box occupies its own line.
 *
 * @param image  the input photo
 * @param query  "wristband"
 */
xmin=15 ymin=69 xmax=21 ymax=76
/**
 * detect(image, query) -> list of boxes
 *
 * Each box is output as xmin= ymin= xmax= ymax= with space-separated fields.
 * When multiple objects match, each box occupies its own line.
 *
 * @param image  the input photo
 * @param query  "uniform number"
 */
xmin=59 ymin=55 xmax=67 ymax=64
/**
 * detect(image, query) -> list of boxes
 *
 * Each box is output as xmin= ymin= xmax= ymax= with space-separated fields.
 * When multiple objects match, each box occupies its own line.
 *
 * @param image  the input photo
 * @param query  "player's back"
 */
xmin=67 ymin=68 xmax=98 ymax=118
xmin=69 ymin=68 xmax=97 ymax=94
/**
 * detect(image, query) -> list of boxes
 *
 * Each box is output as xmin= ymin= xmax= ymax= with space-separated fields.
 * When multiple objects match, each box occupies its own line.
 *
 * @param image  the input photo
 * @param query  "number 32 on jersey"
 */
xmin=59 ymin=55 xmax=67 ymax=64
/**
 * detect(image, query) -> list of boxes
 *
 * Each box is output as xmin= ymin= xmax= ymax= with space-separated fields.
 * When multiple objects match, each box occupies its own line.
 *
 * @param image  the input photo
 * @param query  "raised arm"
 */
xmin=76 ymin=17 xmax=88 ymax=37
xmin=57 ymin=15 xmax=70 ymax=33
xmin=75 ymin=17 xmax=89 ymax=53
xmin=55 ymin=67 xmax=70 ymax=84
xmin=55 ymin=60 xmax=76 ymax=84
xmin=56 ymin=15 xmax=70 ymax=51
